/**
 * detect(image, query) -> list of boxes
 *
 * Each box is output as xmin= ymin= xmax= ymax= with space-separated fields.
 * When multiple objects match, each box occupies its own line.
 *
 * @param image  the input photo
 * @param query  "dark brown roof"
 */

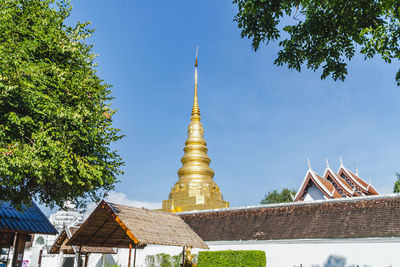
xmin=67 ymin=201 xmax=208 ymax=249
xmin=49 ymin=226 xmax=116 ymax=254
xmin=179 ymin=195 xmax=400 ymax=241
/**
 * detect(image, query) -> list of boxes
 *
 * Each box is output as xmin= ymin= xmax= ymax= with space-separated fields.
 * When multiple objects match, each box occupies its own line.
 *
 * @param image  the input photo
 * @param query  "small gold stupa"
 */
xmin=161 ymin=49 xmax=229 ymax=212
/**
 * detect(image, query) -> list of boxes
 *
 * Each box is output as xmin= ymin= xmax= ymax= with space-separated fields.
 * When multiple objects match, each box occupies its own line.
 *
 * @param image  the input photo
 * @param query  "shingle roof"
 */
xmin=67 ymin=201 xmax=208 ymax=249
xmin=0 ymin=202 xmax=57 ymax=235
xmin=179 ymin=194 xmax=400 ymax=241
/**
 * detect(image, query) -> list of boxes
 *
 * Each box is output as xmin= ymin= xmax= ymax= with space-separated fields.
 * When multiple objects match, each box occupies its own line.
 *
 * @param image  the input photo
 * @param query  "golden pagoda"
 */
xmin=161 ymin=49 xmax=229 ymax=212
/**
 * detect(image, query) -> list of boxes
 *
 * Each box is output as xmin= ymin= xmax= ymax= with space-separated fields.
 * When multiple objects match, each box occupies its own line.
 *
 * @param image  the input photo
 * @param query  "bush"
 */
xmin=198 ymin=250 xmax=266 ymax=267
xmin=156 ymin=253 xmax=172 ymax=267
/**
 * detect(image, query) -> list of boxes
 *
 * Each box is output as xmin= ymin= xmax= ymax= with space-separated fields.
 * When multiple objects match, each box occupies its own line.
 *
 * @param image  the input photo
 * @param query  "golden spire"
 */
xmin=192 ymin=47 xmax=200 ymax=118
xmin=162 ymin=48 xmax=229 ymax=212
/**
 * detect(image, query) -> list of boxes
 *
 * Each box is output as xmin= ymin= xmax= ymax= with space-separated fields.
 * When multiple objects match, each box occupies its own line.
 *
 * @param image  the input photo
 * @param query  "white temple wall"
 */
xmin=16 ymin=238 xmax=400 ymax=267
xmin=84 ymin=238 xmax=400 ymax=267
xmin=304 ymin=184 xmax=326 ymax=201
xmin=192 ymin=238 xmax=400 ymax=267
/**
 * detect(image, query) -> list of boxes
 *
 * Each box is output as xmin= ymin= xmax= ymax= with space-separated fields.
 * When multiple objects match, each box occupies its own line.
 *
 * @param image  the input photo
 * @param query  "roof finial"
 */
xmin=339 ymin=156 xmax=343 ymax=167
xmin=325 ymin=157 xmax=330 ymax=169
xmin=307 ymin=158 xmax=311 ymax=170
xmin=192 ymin=46 xmax=200 ymax=118
xmin=355 ymin=164 xmax=359 ymax=176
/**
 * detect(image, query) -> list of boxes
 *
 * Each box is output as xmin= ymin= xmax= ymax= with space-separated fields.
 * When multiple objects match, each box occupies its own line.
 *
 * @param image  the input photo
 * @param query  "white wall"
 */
xmin=19 ymin=237 xmax=400 ymax=267
xmin=191 ymin=238 xmax=400 ymax=267
xmin=93 ymin=238 xmax=400 ymax=267
xmin=304 ymin=184 xmax=326 ymax=201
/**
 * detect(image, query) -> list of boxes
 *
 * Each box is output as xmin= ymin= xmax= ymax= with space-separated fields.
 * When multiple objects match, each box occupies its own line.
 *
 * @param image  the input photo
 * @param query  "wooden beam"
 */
xmin=91 ymin=216 xmax=113 ymax=238
xmin=101 ymin=224 xmax=121 ymax=246
xmin=128 ymin=243 xmax=132 ymax=267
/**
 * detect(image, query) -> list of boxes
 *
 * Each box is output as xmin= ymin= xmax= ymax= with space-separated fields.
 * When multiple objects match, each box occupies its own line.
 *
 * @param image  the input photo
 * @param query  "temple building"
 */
xmin=161 ymin=51 xmax=229 ymax=212
xmin=294 ymin=158 xmax=379 ymax=202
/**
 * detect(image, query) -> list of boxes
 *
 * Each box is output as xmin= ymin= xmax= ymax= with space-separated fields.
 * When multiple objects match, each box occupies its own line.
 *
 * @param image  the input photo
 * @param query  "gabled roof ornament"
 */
xmin=355 ymin=164 xmax=359 ymax=176
xmin=339 ymin=156 xmax=343 ymax=167
xmin=307 ymin=158 xmax=311 ymax=170
xmin=325 ymin=157 xmax=330 ymax=169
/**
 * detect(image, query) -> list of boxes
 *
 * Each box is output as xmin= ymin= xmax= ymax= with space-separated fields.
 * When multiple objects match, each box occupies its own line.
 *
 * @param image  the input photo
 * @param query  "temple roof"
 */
xmin=294 ymin=169 xmax=341 ymax=201
xmin=179 ymin=194 xmax=400 ymax=241
xmin=294 ymin=159 xmax=378 ymax=201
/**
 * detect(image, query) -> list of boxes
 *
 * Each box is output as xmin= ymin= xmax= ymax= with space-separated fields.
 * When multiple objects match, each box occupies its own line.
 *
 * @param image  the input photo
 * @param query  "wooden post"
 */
xmin=128 ymin=242 xmax=132 ymax=267
xmin=11 ymin=233 xmax=27 ymax=267
xmin=182 ymin=246 xmax=185 ymax=267
xmin=38 ymin=249 xmax=43 ymax=267
xmin=77 ymin=245 xmax=82 ymax=267
xmin=133 ymin=243 xmax=137 ymax=267
xmin=84 ymin=253 xmax=89 ymax=267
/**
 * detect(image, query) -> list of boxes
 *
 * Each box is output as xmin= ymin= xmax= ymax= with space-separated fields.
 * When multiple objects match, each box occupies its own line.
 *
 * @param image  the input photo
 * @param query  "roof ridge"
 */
xmin=177 ymin=193 xmax=400 ymax=215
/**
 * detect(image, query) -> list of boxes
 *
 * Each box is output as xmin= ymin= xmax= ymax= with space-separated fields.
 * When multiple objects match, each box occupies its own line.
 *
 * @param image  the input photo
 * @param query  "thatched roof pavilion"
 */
xmin=67 ymin=200 xmax=208 ymax=249
xmin=67 ymin=200 xmax=208 ymax=266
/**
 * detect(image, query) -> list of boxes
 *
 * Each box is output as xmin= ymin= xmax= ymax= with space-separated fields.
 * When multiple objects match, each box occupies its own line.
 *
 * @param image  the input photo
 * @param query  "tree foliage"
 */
xmin=260 ymin=188 xmax=295 ymax=204
xmin=0 ymin=0 xmax=123 ymax=208
xmin=233 ymin=0 xmax=400 ymax=84
xmin=393 ymin=173 xmax=400 ymax=193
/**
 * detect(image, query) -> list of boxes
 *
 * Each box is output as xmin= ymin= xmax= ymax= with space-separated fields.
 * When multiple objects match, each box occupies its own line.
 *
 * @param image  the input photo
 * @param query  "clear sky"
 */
xmin=59 ymin=0 xmax=400 ymax=210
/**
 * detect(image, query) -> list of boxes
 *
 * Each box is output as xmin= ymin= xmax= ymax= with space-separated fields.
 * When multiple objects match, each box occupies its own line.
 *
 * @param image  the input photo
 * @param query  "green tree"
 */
xmin=393 ymin=173 xmax=400 ymax=193
xmin=233 ymin=0 xmax=400 ymax=84
xmin=156 ymin=253 xmax=172 ymax=267
xmin=260 ymin=188 xmax=296 ymax=204
xmin=0 ymin=0 xmax=123 ymax=208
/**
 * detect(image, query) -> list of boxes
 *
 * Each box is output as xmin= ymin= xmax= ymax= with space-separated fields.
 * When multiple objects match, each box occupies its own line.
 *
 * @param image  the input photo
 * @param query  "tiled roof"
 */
xmin=313 ymin=172 xmax=342 ymax=198
xmin=179 ymin=194 xmax=400 ymax=241
xmin=294 ymin=170 xmax=341 ymax=201
xmin=348 ymin=170 xmax=379 ymax=195
xmin=0 ymin=202 xmax=57 ymax=235
xmin=295 ymin=162 xmax=378 ymax=201
xmin=324 ymin=168 xmax=356 ymax=196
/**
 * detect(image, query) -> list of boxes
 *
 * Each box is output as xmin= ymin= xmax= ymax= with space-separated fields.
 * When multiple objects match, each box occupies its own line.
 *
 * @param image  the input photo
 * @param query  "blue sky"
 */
xmin=59 ymin=1 xmax=400 ymax=209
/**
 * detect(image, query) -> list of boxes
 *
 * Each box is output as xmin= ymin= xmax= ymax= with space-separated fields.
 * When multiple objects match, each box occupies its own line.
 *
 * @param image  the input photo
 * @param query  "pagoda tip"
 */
xmin=195 ymin=46 xmax=199 ymax=67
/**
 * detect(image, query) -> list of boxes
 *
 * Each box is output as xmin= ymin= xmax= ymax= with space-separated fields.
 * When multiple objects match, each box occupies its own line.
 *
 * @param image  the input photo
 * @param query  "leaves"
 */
xmin=234 ymin=0 xmax=400 ymax=83
xmin=260 ymin=188 xmax=296 ymax=204
xmin=0 ymin=0 xmax=124 ymax=209
xmin=393 ymin=173 xmax=400 ymax=193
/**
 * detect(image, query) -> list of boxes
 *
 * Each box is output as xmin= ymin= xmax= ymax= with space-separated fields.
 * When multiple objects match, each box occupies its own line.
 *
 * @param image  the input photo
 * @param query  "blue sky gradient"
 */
xmin=59 ymin=1 xmax=400 ymax=209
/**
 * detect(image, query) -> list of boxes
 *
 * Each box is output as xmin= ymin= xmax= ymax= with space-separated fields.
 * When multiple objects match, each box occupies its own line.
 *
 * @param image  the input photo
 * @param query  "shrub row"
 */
xmin=198 ymin=250 xmax=266 ymax=267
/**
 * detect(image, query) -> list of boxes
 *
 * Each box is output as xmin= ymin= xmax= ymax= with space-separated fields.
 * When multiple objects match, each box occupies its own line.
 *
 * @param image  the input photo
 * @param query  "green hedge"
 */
xmin=198 ymin=250 xmax=266 ymax=267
